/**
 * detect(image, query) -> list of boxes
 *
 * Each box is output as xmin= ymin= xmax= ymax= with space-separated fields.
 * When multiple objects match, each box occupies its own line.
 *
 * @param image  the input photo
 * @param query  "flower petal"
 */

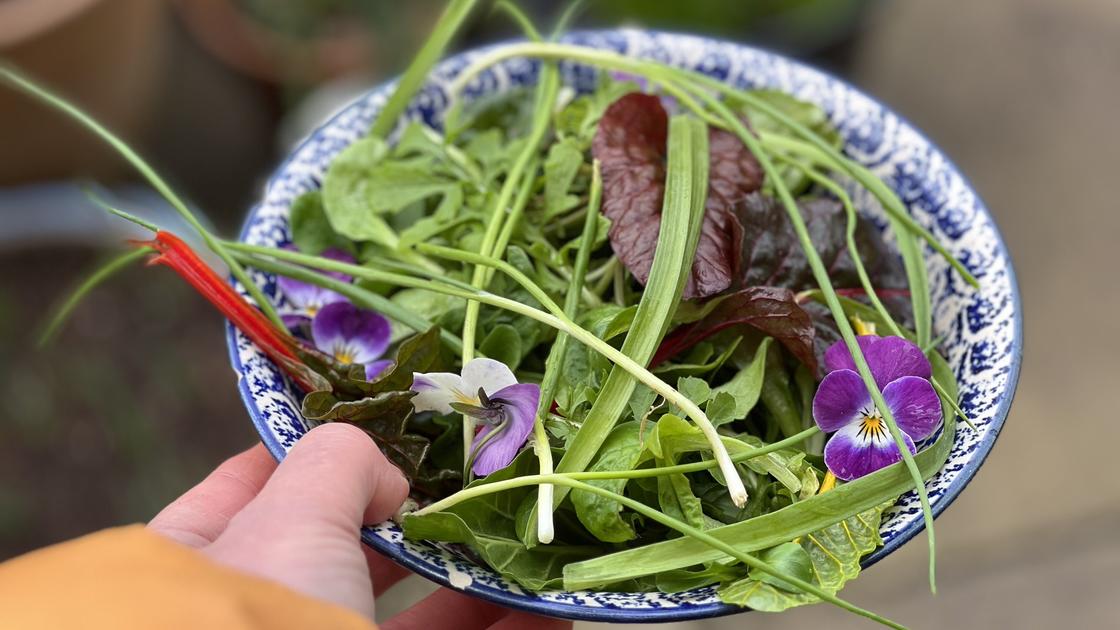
xmin=365 ymin=359 xmax=393 ymax=381
xmin=410 ymin=372 xmax=467 ymax=415
xmin=470 ymin=383 xmax=540 ymax=476
xmin=882 ymin=375 xmax=942 ymax=441
xmin=311 ymin=302 xmax=391 ymax=364
xmin=823 ymin=336 xmax=931 ymax=388
xmin=277 ymin=246 xmax=355 ymax=312
xmin=824 ymin=421 xmax=916 ymax=481
xmin=813 ymin=369 xmax=872 ymax=433
xmin=277 ymin=275 xmax=347 ymax=312
xmin=281 ymin=312 xmax=312 ymax=330
xmin=461 ymin=358 xmax=519 ymax=397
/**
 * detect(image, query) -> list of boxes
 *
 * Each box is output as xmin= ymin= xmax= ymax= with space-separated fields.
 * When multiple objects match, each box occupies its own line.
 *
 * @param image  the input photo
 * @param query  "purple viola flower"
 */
xmin=812 ymin=336 xmax=942 ymax=481
xmin=311 ymin=301 xmax=393 ymax=380
xmin=277 ymin=246 xmax=356 ymax=329
xmin=410 ymin=358 xmax=541 ymax=477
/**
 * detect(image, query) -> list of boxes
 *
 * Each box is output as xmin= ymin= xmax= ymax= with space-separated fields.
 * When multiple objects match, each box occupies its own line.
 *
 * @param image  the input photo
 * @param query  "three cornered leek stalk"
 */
xmin=444 ymin=41 xmax=977 ymax=593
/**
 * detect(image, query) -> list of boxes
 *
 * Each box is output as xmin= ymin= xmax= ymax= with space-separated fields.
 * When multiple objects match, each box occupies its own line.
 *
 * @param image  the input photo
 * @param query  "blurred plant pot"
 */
xmin=0 ymin=0 xmax=169 ymax=184
xmin=170 ymin=0 xmax=378 ymax=87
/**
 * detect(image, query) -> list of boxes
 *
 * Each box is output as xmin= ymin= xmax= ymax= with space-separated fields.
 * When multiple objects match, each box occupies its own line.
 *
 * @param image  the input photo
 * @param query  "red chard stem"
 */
xmin=135 ymin=231 xmax=321 ymax=392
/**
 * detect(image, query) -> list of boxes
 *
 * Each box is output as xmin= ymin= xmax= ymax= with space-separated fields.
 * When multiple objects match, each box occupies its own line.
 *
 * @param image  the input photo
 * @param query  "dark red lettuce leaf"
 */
xmin=652 ymin=286 xmax=817 ymax=373
xmin=736 ymin=192 xmax=907 ymax=292
xmin=592 ymin=93 xmax=667 ymax=294
xmin=593 ymin=93 xmax=763 ymax=299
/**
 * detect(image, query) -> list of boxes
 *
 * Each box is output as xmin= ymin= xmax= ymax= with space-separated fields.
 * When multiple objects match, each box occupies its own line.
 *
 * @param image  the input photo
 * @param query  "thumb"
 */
xmin=205 ymin=423 xmax=409 ymax=617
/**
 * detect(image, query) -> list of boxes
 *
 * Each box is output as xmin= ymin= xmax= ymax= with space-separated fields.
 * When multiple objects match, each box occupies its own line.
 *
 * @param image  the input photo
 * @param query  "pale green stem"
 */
xmin=530 ymin=159 xmax=602 ymax=544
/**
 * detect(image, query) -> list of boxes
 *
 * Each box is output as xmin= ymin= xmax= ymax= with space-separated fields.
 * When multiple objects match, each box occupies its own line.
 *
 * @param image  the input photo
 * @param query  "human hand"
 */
xmin=148 ymin=423 xmax=568 ymax=630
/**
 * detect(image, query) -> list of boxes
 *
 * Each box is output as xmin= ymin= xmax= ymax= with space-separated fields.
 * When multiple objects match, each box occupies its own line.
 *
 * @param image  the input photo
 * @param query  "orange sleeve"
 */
xmin=0 ymin=525 xmax=376 ymax=630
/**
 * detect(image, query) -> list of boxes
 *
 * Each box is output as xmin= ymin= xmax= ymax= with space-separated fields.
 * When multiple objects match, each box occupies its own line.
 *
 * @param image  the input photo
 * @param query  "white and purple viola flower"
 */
xmin=277 ymin=246 xmax=356 ymax=329
xmin=410 ymin=358 xmax=541 ymax=477
xmin=812 ymin=335 xmax=943 ymax=481
xmin=311 ymin=301 xmax=393 ymax=380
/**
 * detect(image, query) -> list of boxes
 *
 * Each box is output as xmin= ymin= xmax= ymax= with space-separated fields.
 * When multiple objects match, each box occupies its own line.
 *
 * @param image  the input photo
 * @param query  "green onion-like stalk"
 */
xmin=0 ymin=64 xmax=285 ymax=330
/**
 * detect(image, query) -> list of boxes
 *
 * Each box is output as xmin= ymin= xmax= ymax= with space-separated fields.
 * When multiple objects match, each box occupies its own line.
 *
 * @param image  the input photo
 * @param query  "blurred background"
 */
xmin=1 ymin=0 xmax=1116 ymax=627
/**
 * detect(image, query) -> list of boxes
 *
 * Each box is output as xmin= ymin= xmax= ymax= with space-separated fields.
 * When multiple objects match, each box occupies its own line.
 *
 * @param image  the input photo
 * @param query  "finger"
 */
xmin=381 ymin=588 xmax=506 ymax=630
xmin=363 ymin=546 xmax=411 ymax=597
xmin=148 ymin=443 xmax=276 ymax=548
xmin=488 ymin=612 xmax=571 ymax=630
xmin=207 ymin=423 xmax=409 ymax=616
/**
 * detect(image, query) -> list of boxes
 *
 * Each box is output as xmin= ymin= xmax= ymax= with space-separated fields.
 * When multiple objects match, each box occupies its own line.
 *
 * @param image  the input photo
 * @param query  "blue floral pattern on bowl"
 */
xmin=226 ymin=29 xmax=1022 ymax=623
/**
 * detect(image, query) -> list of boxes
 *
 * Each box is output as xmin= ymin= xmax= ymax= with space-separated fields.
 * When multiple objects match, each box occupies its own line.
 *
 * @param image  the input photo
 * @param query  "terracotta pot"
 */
xmin=0 ymin=0 xmax=169 ymax=183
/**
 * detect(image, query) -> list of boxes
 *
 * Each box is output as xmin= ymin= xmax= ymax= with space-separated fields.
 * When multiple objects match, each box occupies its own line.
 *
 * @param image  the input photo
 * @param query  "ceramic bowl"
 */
xmin=228 ymin=29 xmax=1022 ymax=623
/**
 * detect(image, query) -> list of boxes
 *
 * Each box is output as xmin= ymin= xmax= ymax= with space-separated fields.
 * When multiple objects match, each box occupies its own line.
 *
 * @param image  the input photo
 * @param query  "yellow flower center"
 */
xmin=857 ymin=411 xmax=888 ymax=443
xmin=335 ymin=350 xmax=354 ymax=365
xmin=852 ymin=315 xmax=877 ymax=336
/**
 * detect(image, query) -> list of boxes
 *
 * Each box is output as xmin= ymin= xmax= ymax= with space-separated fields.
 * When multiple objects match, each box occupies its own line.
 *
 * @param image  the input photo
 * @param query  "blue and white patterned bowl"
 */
xmin=228 ymin=30 xmax=1022 ymax=622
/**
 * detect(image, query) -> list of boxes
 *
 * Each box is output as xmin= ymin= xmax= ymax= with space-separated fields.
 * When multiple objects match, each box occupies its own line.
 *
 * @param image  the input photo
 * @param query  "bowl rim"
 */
xmin=228 ymin=28 xmax=1023 ymax=622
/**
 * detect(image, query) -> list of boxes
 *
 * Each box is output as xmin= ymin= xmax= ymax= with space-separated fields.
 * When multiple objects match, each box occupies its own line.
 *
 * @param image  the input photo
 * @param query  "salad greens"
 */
xmin=2 ymin=2 xmax=983 ymax=627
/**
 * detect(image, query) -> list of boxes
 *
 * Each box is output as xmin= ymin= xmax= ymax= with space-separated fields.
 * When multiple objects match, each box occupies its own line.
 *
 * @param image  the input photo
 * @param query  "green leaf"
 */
xmin=751 ymin=542 xmax=814 ymax=591
xmin=674 ymin=376 xmax=710 ymax=411
xmin=479 ymin=323 xmax=523 ymax=369
xmin=571 ymin=422 xmax=643 ymax=542
xmin=321 ymin=137 xmax=400 ymax=246
xmin=289 ymin=190 xmax=353 ymax=255
xmin=562 ymin=410 xmax=956 ymax=589
xmin=644 ymin=414 xmax=805 ymax=495
xmin=760 ymin=342 xmax=803 ymax=438
xmin=718 ymin=501 xmax=892 ymax=611
xmin=544 ymin=136 xmax=584 ymax=218
xmin=402 ymin=451 xmax=599 ymax=590
xmin=718 ymin=569 xmax=817 ymax=612
xmin=704 ymin=392 xmax=739 ymax=427
xmin=710 ymin=336 xmax=772 ymax=424
xmin=389 ymin=289 xmax=466 ymax=342
xmin=654 ymin=561 xmax=746 ymax=593
xmin=356 ymin=326 xmax=446 ymax=394
xmin=642 ymin=417 xmax=706 ymax=530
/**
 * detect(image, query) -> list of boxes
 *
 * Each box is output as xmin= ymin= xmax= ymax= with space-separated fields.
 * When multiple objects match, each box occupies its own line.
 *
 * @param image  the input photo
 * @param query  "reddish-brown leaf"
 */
xmin=592 ymin=93 xmax=763 ymax=299
xmin=652 ymin=286 xmax=817 ymax=373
